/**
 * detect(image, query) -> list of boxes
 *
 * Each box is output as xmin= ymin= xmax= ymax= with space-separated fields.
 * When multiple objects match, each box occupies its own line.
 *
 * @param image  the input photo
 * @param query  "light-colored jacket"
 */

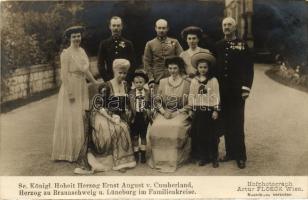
xmin=143 ymin=37 xmax=183 ymax=83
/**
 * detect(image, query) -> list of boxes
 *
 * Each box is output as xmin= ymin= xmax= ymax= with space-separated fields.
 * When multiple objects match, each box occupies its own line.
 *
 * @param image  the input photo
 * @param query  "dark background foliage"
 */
xmin=1 ymin=0 xmax=307 ymax=73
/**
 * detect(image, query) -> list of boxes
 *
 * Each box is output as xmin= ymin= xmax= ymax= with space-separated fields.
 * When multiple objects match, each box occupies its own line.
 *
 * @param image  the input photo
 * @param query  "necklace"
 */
xmin=167 ymin=76 xmax=183 ymax=88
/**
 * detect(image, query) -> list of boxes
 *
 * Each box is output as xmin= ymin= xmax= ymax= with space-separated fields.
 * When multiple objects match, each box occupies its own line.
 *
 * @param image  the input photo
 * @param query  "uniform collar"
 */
xmin=156 ymin=36 xmax=167 ymax=41
xmin=111 ymin=35 xmax=122 ymax=40
xmin=224 ymin=36 xmax=238 ymax=43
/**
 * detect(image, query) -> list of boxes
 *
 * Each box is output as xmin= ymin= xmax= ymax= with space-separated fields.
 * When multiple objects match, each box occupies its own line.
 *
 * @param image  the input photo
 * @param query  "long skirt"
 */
xmin=86 ymin=111 xmax=136 ymax=171
xmin=191 ymin=110 xmax=218 ymax=162
xmin=147 ymin=112 xmax=191 ymax=173
xmin=51 ymin=74 xmax=89 ymax=162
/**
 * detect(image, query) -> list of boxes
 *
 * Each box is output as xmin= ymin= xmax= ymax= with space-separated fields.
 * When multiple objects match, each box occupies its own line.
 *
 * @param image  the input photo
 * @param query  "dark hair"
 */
xmin=165 ymin=56 xmax=186 ymax=74
xmin=64 ymin=26 xmax=84 ymax=39
xmin=181 ymin=26 xmax=203 ymax=40
xmin=132 ymin=69 xmax=149 ymax=83
xmin=195 ymin=59 xmax=214 ymax=79
xmin=62 ymin=26 xmax=84 ymax=48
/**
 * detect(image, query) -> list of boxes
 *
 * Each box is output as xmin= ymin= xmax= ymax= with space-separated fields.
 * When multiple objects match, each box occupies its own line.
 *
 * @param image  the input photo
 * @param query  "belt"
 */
xmin=69 ymin=71 xmax=85 ymax=77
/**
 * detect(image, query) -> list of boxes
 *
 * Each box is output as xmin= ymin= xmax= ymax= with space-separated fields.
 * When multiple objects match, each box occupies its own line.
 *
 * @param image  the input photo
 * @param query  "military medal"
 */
xmin=119 ymin=41 xmax=126 ymax=48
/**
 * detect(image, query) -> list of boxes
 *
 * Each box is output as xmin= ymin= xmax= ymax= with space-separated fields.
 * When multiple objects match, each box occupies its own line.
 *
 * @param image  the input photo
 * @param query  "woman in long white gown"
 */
xmin=51 ymin=26 xmax=102 ymax=162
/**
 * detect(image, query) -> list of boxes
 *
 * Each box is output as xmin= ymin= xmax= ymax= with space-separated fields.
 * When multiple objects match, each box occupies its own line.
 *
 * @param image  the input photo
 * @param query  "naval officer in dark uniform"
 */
xmin=97 ymin=16 xmax=136 ymax=83
xmin=215 ymin=17 xmax=254 ymax=169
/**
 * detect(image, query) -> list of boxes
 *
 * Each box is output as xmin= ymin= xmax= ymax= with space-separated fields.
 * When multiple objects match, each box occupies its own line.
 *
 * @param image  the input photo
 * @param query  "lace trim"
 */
xmin=167 ymin=77 xmax=184 ymax=88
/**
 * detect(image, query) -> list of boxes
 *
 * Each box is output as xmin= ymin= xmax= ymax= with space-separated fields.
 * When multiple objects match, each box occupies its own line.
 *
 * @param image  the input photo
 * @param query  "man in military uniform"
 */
xmin=215 ymin=17 xmax=254 ymax=169
xmin=97 ymin=16 xmax=136 ymax=83
xmin=143 ymin=19 xmax=183 ymax=88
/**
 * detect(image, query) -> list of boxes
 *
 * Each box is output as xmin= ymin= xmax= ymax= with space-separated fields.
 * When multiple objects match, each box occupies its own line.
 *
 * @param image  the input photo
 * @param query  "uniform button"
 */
xmin=225 ymin=60 xmax=228 ymax=63
xmin=224 ymin=67 xmax=228 ymax=70
xmin=115 ymin=46 xmax=118 ymax=49
xmin=115 ymin=51 xmax=118 ymax=54
xmin=224 ymin=74 xmax=228 ymax=77
xmin=225 ymin=53 xmax=228 ymax=56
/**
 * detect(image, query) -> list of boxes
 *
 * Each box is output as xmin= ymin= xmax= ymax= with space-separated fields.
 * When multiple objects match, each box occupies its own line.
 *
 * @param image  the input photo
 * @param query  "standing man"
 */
xmin=143 ymin=19 xmax=183 ymax=87
xmin=97 ymin=16 xmax=136 ymax=83
xmin=215 ymin=17 xmax=254 ymax=169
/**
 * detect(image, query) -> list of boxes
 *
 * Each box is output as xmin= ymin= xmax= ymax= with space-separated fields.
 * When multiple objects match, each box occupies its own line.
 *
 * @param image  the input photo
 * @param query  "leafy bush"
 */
xmin=1 ymin=2 xmax=85 ymax=74
xmin=1 ymin=3 xmax=44 ymax=72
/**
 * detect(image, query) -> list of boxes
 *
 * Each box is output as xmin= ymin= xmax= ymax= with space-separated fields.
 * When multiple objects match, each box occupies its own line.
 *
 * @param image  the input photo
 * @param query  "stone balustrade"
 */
xmin=1 ymin=58 xmax=98 ymax=105
xmin=1 ymin=64 xmax=60 ymax=103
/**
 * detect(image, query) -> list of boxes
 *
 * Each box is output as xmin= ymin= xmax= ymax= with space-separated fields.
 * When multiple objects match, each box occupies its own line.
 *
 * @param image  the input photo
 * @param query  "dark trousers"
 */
xmin=221 ymin=94 xmax=247 ymax=161
xmin=191 ymin=109 xmax=218 ymax=161
xmin=130 ymin=112 xmax=149 ymax=147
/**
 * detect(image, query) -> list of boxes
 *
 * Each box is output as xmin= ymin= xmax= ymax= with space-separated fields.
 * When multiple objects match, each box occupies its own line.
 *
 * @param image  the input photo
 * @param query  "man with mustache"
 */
xmin=143 ymin=19 xmax=183 ymax=88
xmin=215 ymin=17 xmax=254 ymax=169
xmin=97 ymin=16 xmax=136 ymax=83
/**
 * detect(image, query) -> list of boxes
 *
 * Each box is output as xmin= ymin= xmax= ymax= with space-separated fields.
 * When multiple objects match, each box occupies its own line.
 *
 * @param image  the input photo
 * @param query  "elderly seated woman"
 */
xmin=147 ymin=56 xmax=191 ymax=173
xmin=75 ymin=58 xmax=136 ymax=174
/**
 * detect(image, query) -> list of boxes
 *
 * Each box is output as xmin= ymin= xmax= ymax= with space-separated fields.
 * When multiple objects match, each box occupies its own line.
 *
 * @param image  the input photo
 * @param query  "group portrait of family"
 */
xmin=51 ymin=15 xmax=254 ymax=174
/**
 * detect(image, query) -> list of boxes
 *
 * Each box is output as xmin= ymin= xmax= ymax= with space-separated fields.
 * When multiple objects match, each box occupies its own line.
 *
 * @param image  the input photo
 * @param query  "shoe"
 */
xmin=198 ymin=160 xmax=207 ymax=166
xmin=236 ymin=160 xmax=246 ymax=169
xmin=140 ymin=150 xmax=146 ymax=163
xmin=219 ymin=155 xmax=233 ymax=162
xmin=134 ymin=151 xmax=139 ymax=163
xmin=73 ymin=167 xmax=94 ymax=175
xmin=118 ymin=168 xmax=127 ymax=173
xmin=212 ymin=160 xmax=219 ymax=168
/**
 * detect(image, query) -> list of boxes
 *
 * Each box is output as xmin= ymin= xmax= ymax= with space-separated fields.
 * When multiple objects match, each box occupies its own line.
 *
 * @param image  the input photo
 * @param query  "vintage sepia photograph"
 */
xmin=1 ymin=0 xmax=308 ymax=199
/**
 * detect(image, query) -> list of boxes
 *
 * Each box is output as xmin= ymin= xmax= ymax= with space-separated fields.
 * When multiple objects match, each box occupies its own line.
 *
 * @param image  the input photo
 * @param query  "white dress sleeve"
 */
xmin=60 ymin=49 xmax=73 ymax=96
xmin=80 ymin=48 xmax=90 ymax=72
xmin=211 ymin=78 xmax=220 ymax=110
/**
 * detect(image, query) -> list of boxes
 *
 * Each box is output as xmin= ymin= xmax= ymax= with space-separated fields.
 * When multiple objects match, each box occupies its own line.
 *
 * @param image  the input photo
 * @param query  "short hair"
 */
xmin=222 ymin=17 xmax=237 ymax=26
xmin=109 ymin=16 xmax=123 ymax=25
xmin=155 ymin=19 xmax=168 ymax=28
xmin=132 ymin=69 xmax=149 ymax=83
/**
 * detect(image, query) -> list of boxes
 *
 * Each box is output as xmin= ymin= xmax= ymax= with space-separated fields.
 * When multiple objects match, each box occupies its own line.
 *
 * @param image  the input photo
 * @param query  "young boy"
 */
xmin=129 ymin=69 xmax=152 ymax=163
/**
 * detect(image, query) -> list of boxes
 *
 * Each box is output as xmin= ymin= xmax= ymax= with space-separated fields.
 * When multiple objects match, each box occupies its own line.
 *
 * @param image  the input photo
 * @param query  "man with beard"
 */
xmin=97 ymin=16 xmax=136 ymax=83
xmin=143 ymin=19 xmax=183 ymax=88
xmin=215 ymin=17 xmax=254 ymax=169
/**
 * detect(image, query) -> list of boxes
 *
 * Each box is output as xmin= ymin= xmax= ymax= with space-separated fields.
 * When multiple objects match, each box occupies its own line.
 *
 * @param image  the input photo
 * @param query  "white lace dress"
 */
xmin=51 ymin=47 xmax=90 ymax=162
